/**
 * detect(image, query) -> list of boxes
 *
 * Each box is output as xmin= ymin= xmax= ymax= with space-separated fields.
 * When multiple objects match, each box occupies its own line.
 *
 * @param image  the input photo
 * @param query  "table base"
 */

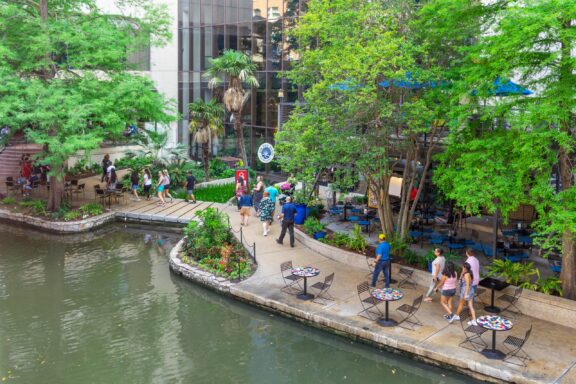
xmin=481 ymin=348 xmax=506 ymax=360
xmin=377 ymin=318 xmax=398 ymax=327
xmin=484 ymin=305 xmax=501 ymax=314
xmin=297 ymin=293 xmax=314 ymax=301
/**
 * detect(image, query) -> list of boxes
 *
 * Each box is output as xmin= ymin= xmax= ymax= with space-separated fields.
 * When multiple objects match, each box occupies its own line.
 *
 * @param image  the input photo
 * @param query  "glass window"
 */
xmin=267 ymin=19 xmax=282 ymax=70
xmin=179 ymin=0 xmax=189 ymax=29
xmin=202 ymin=0 xmax=213 ymax=25
xmin=253 ymin=72 xmax=266 ymax=126
xmin=226 ymin=24 xmax=238 ymax=50
xmin=266 ymin=73 xmax=280 ymax=128
xmin=238 ymin=0 xmax=252 ymax=23
xmin=203 ymin=27 xmax=213 ymax=69
xmin=192 ymin=28 xmax=201 ymax=71
xmin=213 ymin=25 xmax=225 ymax=56
xmin=191 ymin=0 xmax=201 ymax=26
xmin=284 ymin=0 xmax=299 ymax=17
xmin=253 ymin=21 xmax=266 ymax=70
xmin=213 ymin=0 xmax=225 ymax=25
xmin=238 ymin=23 xmax=252 ymax=56
xmin=226 ymin=0 xmax=238 ymax=23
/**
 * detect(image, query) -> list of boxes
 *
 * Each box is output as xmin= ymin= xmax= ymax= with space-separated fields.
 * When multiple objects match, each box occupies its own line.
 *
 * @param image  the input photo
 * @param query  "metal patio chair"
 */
xmin=458 ymin=308 xmax=488 ymax=352
xmin=499 ymin=287 xmax=523 ymax=319
xmin=396 ymin=294 xmax=423 ymax=330
xmin=503 ymin=325 xmax=533 ymax=367
xmin=280 ymin=261 xmax=302 ymax=294
xmin=311 ymin=272 xmax=335 ymax=304
xmin=356 ymin=281 xmax=383 ymax=320
xmin=397 ymin=267 xmax=417 ymax=289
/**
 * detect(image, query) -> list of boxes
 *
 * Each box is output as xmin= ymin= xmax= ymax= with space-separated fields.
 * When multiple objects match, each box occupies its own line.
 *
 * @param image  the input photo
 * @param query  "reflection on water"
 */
xmin=0 ymin=222 xmax=477 ymax=384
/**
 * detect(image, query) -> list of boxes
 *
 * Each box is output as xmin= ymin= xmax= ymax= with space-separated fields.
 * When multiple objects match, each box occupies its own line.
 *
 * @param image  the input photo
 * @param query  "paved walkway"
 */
xmin=218 ymin=202 xmax=576 ymax=384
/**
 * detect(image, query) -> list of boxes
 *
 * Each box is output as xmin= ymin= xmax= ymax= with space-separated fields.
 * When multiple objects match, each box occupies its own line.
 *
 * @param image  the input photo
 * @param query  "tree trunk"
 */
xmin=559 ymin=147 xmax=576 ymax=299
xmin=234 ymin=112 xmax=248 ymax=167
xmin=47 ymin=175 xmax=64 ymax=211
xmin=202 ymin=141 xmax=210 ymax=181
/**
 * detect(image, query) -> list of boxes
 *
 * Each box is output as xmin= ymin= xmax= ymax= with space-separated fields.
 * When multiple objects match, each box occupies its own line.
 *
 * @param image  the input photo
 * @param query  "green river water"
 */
xmin=0 ymin=222 xmax=480 ymax=384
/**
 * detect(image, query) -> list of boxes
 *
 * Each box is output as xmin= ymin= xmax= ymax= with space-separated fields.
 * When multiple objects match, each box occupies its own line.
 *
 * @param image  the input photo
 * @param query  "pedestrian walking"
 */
xmin=238 ymin=190 xmax=253 ymax=226
xmin=143 ymin=168 xmax=152 ymax=200
xmin=185 ymin=171 xmax=196 ymax=203
xmin=236 ymin=176 xmax=246 ymax=210
xmin=449 ymin=262 xmax=477 ymax=325
xmin=252 ymin=176 xmax=265 ymax=215
xmin=259 ymin=191 xmax=275 ymax=236
xmin=435 ymin=261 xmax=458 ymax=320
xmin=156 ymin=171 xmax=166 ymax=206
xmin=101 ymin=154 xmax=111 ymax=182
xmin=450 ymin=249 xmax=480 ymax=323
xmin=162 ymin=169 xmax=173 ymax=202
xmin=276 ymin=196 xmax=297 ymax=247
xmin=371 ymin=234 xmax=391 ymax=288
xmin=130 ymin=170 xmax=140 ymax=201
xmin=424 ymin=248 xmax=446 ymax=302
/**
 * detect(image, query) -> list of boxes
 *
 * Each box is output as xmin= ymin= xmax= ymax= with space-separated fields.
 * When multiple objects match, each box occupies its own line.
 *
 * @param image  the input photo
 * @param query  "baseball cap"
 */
xmin=378 ymin=233 xmax=386 ymax=240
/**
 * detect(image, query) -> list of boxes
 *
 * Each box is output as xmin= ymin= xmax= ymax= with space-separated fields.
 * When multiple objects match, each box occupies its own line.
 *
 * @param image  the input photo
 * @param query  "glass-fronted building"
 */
xmin=178 ymin=0 xmax=303 ymax=169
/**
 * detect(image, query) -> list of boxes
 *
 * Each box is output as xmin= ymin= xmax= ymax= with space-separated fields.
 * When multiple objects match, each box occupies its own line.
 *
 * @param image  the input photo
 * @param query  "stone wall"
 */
xmin=0 ymin=208 xmax=116 ymax=233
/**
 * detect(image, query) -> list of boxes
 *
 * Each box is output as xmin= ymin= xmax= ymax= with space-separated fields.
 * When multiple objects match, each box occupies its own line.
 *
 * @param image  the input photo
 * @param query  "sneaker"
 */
xmin=264 ymin=231 xmax=268 ymax=236
xmin=443 ymin=314 xmax=451 ymax=320
xmin=467 ymin=320 xmax=478 ymax=326
xmin=448 ymin=315 xmax=460 ymax=324
xmin=276 ymin=239 xmax=282 ymax=245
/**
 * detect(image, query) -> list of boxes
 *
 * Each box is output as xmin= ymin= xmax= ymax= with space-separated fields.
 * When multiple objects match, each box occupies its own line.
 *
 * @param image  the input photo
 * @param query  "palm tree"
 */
xmin=203 ymin=49 xmax=259 ymax=166
xmin=188 ymin=99 xmax=225 ymax=180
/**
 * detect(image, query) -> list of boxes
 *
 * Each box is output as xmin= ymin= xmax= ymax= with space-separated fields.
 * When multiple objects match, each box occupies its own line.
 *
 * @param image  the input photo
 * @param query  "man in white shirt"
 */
xmin=450 ymin=249 xmax=480 ymax=325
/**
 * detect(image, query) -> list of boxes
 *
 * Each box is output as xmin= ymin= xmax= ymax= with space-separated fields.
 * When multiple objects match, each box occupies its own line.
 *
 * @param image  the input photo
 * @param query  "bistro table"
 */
xmin=477 ymin=315 xmax=513 ymax=360
xmin=479 ymin=277 xmax=510 ymax=313
xmin=291 ymin=267 xmax=320 ymax=301
xmin=370 ymin=288 xmax=403 ymax=327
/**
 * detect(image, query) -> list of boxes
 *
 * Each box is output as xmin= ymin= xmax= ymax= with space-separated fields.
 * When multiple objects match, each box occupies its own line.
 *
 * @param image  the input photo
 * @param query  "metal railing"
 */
xmin=227 ymin=215 xmax=257 ymax=265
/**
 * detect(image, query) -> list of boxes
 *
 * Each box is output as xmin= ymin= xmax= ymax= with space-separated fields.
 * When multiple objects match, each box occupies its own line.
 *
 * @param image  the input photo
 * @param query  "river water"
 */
xmin=0 ymin=222 xmax=478 ymax=384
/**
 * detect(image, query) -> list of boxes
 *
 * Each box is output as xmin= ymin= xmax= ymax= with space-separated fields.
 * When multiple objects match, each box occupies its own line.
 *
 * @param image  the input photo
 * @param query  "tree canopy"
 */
xmin=0 ymin=0 xmax=175 ymax=210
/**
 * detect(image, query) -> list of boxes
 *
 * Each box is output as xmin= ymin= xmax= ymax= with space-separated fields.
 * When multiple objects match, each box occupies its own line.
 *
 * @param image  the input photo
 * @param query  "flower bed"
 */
xmin=0 ymin=198 xmax=103 ymax=221
xmin=180 ymin=207 xmax=254 ymax=280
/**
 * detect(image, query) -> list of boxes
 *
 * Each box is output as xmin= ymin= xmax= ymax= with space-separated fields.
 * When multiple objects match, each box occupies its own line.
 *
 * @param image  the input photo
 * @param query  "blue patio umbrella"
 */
xmin=379 ymin=73 xmax=446 ymax=90
xmin=472 ymin=77 xmax=533 ymax=96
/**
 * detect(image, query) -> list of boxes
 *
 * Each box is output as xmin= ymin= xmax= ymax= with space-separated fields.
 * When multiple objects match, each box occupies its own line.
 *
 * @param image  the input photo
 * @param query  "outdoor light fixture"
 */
xmin=278 ymin=89 xmax=284 ymax=98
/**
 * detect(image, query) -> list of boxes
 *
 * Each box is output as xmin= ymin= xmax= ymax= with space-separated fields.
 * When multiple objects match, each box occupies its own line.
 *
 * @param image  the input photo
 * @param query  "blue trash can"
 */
xmin=294 ymin=203 xmax=307 ymax=224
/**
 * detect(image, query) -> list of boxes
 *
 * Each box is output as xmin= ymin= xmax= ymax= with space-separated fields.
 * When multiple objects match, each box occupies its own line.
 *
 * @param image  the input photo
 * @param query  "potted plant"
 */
xmin=303 ymin=217 xmax=326 ymax=240
xmin=423 ymin=249 xmax=436 ymax=272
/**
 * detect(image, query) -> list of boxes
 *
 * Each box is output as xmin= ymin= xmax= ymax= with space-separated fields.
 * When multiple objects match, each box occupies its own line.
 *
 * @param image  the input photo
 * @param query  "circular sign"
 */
xmin=257 ymin=143 xmax=275 ymax=163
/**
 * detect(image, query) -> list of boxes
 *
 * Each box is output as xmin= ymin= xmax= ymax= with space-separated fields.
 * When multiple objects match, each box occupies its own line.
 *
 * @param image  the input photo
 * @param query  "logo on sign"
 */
xmin=257 ymin=143 xmax=274 ymax=163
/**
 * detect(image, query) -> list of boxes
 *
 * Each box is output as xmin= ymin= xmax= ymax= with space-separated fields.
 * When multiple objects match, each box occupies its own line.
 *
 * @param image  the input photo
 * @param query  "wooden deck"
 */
xmin=114 ymin=199 xmax=217 ymax=225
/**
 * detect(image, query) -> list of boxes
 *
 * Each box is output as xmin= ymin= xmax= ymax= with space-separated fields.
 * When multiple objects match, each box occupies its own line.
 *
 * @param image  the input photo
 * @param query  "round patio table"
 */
xmin=477 ymin=315 xmax=513 ymax=360
xmin=370 ymin=288 xmax=403 ymax=327
xmin=291 ymin=267 xmax=320 ymax=301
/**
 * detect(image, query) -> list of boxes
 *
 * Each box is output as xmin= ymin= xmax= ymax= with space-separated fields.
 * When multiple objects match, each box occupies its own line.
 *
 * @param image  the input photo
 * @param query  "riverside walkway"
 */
xmin=214 ymin=202 xmax=576 ymax=384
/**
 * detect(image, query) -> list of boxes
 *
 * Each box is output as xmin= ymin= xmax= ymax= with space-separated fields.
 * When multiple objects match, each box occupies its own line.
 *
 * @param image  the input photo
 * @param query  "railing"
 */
xmin=227 ymin=216 xmax=257 ymax=265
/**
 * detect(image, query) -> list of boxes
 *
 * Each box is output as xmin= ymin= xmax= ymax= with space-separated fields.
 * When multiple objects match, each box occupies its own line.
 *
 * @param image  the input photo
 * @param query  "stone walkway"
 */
xmin=217 ymin=202 xmax=576 ymax=384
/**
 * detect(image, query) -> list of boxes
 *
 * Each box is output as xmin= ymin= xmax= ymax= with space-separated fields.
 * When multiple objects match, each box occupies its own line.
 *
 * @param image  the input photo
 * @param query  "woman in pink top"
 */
xmin=435 ymin=261 xmax=458 ymax=320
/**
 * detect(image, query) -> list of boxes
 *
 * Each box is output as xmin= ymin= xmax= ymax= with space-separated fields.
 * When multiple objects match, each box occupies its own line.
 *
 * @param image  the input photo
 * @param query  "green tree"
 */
xmin=0 ymin=0 xmax=175 ymax=211
xmin=188 ymin=99 xmax=225 ymax=180
xmin=421 ymin=0 xmax=576 ymax=298
xmin=275 ymin=0 xmax=449 ymax=240
xmin=203 ymin=50 xmax=259 ymax=167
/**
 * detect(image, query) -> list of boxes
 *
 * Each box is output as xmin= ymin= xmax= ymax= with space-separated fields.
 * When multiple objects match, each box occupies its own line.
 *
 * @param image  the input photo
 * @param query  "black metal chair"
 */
xmin=356 ymin=281 xmax=383 ymax=320
xmin=503 ymin=325 xmax=533 ymax=367
xmin=458 ymin=308 xmax=488 ymax=352
xmin=398 ymin=267 xmax=417 ymax=289
xmin=310 ymin=272 xmax=335 ymax=304
xmin=499 ymin=287 xmax=523 ymax=319
xmin=94 ymin=188 xmax=108 ymax=207
xmin=71 ymin=183 xmax=85 ymax=200
xmin=5 ymin=180 xmax=20 ymax=195
xmin=396 ymin=294 xmax=423 ymax=330
xmin=280 ymin=261 xmax=302 ymax=294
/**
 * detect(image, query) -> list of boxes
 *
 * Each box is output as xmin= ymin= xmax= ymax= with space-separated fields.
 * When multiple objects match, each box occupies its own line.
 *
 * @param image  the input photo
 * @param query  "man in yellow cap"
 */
xmin=371 ymin=233 xmax=391 ymax=288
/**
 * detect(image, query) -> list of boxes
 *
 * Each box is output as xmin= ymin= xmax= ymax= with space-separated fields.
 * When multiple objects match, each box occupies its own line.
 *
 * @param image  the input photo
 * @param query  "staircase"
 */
xmin=0 ymin=135 xmax=42 ymax=184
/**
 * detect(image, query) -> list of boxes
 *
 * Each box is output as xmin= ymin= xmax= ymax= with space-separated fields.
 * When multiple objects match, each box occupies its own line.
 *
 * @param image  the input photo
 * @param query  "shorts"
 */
xmin=442 ymin=289 xmax=456 ymax=297
xmin=164 ymin=184 xmax=171 ymax=190
xmin=239 ymin=207 xmax=252 ymax=216
xmin=144 ymin=185 xmax=151 ymax=193
xmin=187 ymin=189 xmax=194 ymax=195
xmin=157 ymin=185 xmax=165 ymax=192
xmin=132 ymin=184 xmax=139 ymax=190
xmin=460 ymin=283 xmax=476 ymax=301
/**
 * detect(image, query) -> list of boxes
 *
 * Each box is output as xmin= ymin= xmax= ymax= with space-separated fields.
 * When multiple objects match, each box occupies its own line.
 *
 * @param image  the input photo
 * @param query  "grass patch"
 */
xmin=175 ymin=183 xmax=234 ymax=203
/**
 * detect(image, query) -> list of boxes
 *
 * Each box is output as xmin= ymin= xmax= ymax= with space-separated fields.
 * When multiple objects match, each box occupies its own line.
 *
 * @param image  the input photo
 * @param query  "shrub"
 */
xmin=18 ymin=199 xmax=47 ymax=216
xmin=303 ymin=217 xmax=325 ymax=234
xmin=176 ymin=183 xmax=235 ymax=203
xmin=332 ymin=232 xmax=350 ymax=247
xmin=63 ymin=210 xmax=81 ymax=221
xmin=79 ymin=203 xmax=103 ymax=216
xmin=1 ymin=197 xmax=16 ymax=205
xmin=347 ymin=225 xmax=368 ymax=252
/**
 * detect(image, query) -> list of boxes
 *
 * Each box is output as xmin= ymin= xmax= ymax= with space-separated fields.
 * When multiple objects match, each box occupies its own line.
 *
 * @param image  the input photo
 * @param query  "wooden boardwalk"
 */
xmin=114 ymin=199 xmax=217 ymax=225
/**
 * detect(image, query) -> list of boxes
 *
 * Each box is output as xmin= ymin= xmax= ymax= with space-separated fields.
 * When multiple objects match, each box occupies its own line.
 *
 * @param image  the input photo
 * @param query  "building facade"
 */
xmin=178 ymin=0 xmax=303 ymax=169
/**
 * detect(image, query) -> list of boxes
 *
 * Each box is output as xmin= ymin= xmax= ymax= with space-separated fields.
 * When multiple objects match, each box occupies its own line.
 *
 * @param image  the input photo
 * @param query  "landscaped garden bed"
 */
xmin=0 ymin=197 xmax=103 ymax=221
xmin=180 ymin=207 xmax=255 ymax=280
